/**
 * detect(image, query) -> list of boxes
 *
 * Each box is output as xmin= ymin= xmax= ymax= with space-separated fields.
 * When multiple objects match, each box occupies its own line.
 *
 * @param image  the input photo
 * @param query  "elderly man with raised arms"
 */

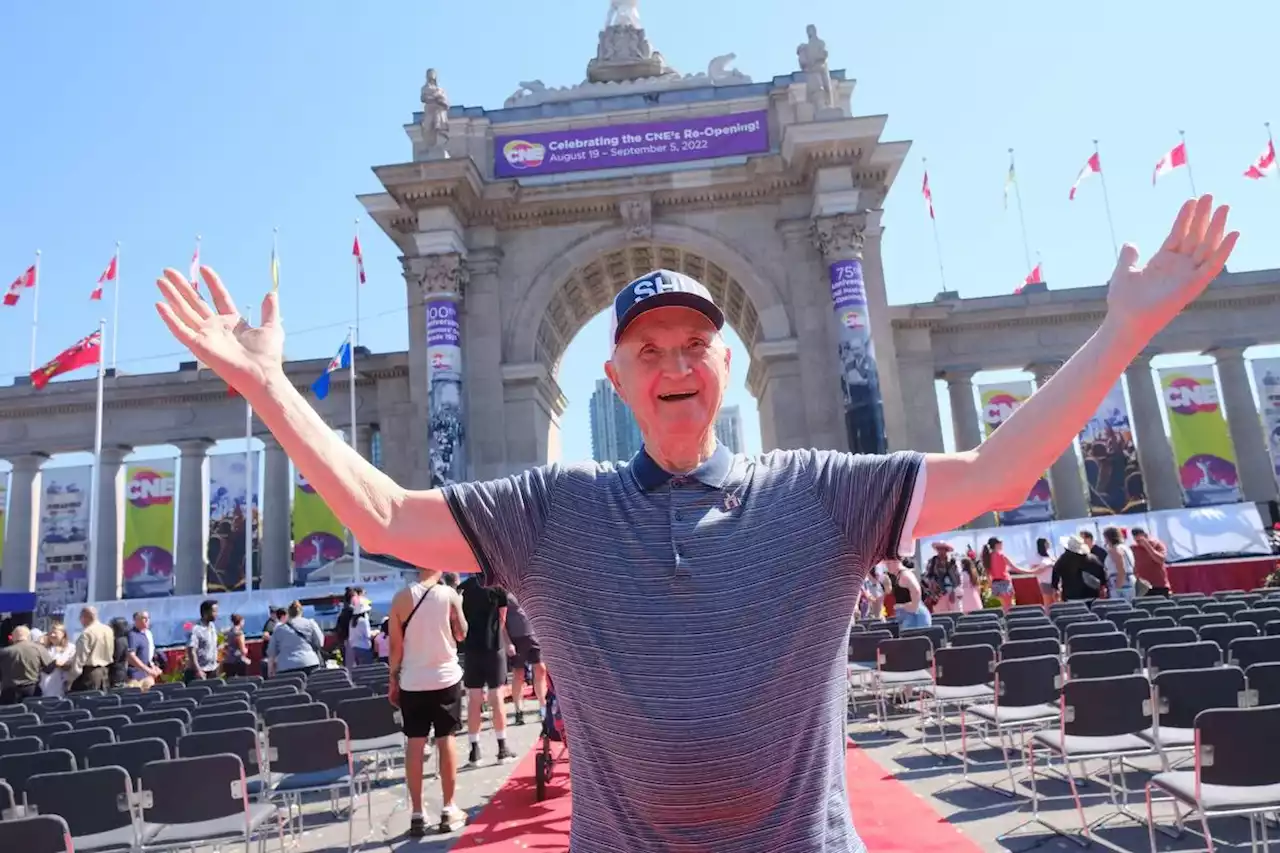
xmin=155 ymin=197 xmax=1235 ymax=851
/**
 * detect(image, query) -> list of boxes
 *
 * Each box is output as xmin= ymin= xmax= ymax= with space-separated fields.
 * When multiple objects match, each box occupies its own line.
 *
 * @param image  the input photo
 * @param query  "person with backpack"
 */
xmin=925 ymin=542 xmax=961 ymax=613
xmin=267 ymin=601 xmax=324 ymax=677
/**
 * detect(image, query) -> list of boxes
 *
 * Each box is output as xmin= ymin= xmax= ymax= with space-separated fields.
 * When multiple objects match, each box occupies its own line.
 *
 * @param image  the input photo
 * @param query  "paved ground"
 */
xmin=266 ymin=694 xmax=1261 ymax=853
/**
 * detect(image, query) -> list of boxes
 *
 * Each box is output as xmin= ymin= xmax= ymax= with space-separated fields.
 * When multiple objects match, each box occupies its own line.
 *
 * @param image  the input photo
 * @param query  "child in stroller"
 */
xmin=534 ymin=672 xmax=567 ymax=801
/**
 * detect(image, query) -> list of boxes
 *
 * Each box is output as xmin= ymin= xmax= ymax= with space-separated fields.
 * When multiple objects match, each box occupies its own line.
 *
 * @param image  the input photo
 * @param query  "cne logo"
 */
xmin=503 ymin=140 xmax=546 ymax=170
xmin=982 ymin=393 xmax=1022 ymax=427
xmin=127 ymin=469 xmax=175 ymax=508
xmin=1164 ymin=376 xmax=1219 ymax=415
xmin=840 ymin=309 xmax=865 ymax=330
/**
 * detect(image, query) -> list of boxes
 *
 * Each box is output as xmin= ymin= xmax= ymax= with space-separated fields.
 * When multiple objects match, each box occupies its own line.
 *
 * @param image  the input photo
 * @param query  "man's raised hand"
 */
xmin=154 ymin=266 xmax=285 ymax=392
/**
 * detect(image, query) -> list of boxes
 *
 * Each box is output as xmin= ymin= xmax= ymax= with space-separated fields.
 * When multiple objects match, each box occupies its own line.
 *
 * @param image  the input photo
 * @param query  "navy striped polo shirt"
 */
xmin=443 ymin=444 xmax=924 ymax=852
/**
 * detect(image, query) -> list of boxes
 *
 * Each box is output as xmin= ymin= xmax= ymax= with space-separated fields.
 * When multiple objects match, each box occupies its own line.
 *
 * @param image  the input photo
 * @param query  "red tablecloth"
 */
xmin=1008 ymin=556 xmax=1278 ymax=605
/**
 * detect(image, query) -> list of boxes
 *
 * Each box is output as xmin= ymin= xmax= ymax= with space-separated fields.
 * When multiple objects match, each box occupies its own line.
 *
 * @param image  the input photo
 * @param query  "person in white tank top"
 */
xmin=389 ymin=569 xmax=469 ymax=837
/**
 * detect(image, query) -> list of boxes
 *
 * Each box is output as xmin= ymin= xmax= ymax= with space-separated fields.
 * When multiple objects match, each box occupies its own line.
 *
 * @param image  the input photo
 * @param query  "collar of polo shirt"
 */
xmin=629 ymin=442 xmax=736 ymax=491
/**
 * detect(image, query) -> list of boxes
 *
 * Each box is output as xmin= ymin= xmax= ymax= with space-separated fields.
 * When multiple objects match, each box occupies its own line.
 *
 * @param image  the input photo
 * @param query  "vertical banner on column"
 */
xmin=0 ymin=472 xmax=7 ymax=571
xmin=1159 ymin=365 xmax=1242 ymax=507
xmin=1252 ymin=358 xmax=1280 ymax=496
xmin=427 ymin=299 xmax=466 ymax=485
xmin=35 ymin=466 xmax=92 ymax=622
xmin=1078 ymin=381 xmax=1148 ymax=515
xmin=206 ymin=453 xmax=260 ymax=592
xmin=122 ymin=462 xmax=177 ymax=599
xmin=978 ymin=381 xmax=1054 ymax=524
xmin=291 ymin=470 xmax=346 ymax=585
xmin=829 ymin=258 xmax=886 ymax=454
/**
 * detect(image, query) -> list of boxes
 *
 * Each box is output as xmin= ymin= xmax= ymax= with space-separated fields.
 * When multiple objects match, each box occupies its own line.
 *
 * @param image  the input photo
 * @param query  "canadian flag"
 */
xmin=1014 ymin=263 xmax=1043 ymax=295
xmin=90 ymin=254 xmax=118 ymax=301
xmin=189 ymin=240 xmax=201 ymax=291
xmin=921 ymin=170 xmax=935 ymax=220
xmin=1244 ymin=139 xmax=1276 ymax=180
xmin=1069 ymin=152 xmax=1102 ymax=200
xmin=3 ymin=265 xmax=37 ymax=307
xmin=1152 ymin=141 xmax=1188 ymax=185
xmin=352 ymin=235 xmax=367 ymax=284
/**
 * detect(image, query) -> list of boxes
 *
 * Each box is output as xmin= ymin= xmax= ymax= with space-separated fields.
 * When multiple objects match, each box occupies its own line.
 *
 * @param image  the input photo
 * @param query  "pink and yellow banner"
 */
xmin=978 ymin=380 xmax=1054 ymax=524
xmin=291 ymin=469 xmax=345 ymax=585
xmin=1159 ymin=365 xmax=1242 ymax=507
xmin=122 ymin=462 xmax=177 ymax=598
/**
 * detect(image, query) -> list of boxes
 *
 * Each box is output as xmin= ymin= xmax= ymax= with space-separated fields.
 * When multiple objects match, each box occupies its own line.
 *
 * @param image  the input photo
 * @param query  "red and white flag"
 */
xmin=189 ymin=239 xmax=201 ymax=291
xmin=3 ymin=265 xmax=36 ymax=307
xmin=1014 ymin=263 xmax=1043 ymax=295
xmin=1069 ymin=152 xmax=1102 ymax=200
xmin=1244 ymin=139 xmax=1277 ymax=180
xmin=1152 ymin=141 xmax=1188 ymax=185
xmin=89 ymin=254 xmax=118 ymax=301
xmin=31 ymin=329 xmax=102 ymax=390
xmin=352 ymin=235 xmax=367 ymax=284
xmin=921 ymin=170 xmax=935 ymax=220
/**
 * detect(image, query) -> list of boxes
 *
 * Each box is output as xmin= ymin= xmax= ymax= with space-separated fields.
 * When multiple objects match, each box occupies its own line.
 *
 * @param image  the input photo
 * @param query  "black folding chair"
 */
xmin=85 ymin=714 xmax=131 ymax=736
xmin=1236 ymin=608 xmax=1280 ymax=632
xmin=901 ymin=625 xmax=947 ymax=652
xmin=1246 ymin=661 xmax=1280 ymax=706
xmin=0 ymin=749 xmax=75 ymax=801
xmin=1226 ymin=636 xmax=1280 ymax=671
xmin=43 ymin=709 xmax=91 ymax=726
xmin=872 ymin=636 xmax=935 ymax=727
xmin=255 ymin=693 xmax=312 ymax=716
xmin=138 ymin=754 xmax=281 ymax=850
xmin=1146 ymin=705 xmax=1280 ymax=852
xmin=25 ymin=765 xmax=135 ymax=851
xmin=950 ymin=629 xmax=1003 ymax=650
xmin=1066 ymin=632 xmax=1127 ymax=656
xmin=1201 ymin=600 xmax=1247 ymax=619
xmin=1141 ymin=666 xmax=1246 ymax=772
xmin=846 ymin=631 xmax=892 ymax=712
xmin=46 ymin=727 xmax=115 ymax=770
xmin=118 ymin=719 xmax=184 ymax=754
xmin=193 ymin=699 xmax=252 ymax=718
xmin=263 ymin=702 xmax=328 ymax=728
xmin=134 ymin=707 xmax=192 ymax=727
xmin=86 ymin=736 xmax=169 ymax=781
xmin=179 ymin=727 xmax=268 ymax=797
xmin=1001 ymin=638 xmax=1060 ymax=660
xmin=1180 ymin=612 xmax=1229 ymax=633
xmin=191 ymin=709 xmax=257 ymax=734
xmin=1008 ymin=625 xmax=1059 ymax=644
xmin=962 ymin=655 xmax=1062 ymax=797
xmin=1067 ymin=648 xmax=1142 ymax=680
xmin=14 ymin=722 xmax=73 ymax=742
xmin=0 ymin=736 xmax=44 ymax=757
xmin=1123 ymin=616 xmax=1176 ymax=647
xmin=314 ymin=686 xmax=375 ymax=717
xmin=1146 ymin=641 xmax=1221 ymax=676
xmin=1135 ymin=627 xmax=1198 ymax=660
xmin=0 ymin=814 xmax=73 ymax=853
xmin=336 ymin=696 xmax=407 ymax=781
xmin=1064 ymin=620 xmax=1114 ymax=642
xmin=264 ymin=719 xmax=371 ymax=850
xmin=919 ymin=644 xmax=995 ymax=759
xmin=1200 ymin=622 xmax=1259 ymax=654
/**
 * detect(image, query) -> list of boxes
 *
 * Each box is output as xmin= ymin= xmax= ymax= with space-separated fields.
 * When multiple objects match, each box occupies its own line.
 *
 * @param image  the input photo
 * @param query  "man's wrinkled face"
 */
xmin=606 ymin=307 xmax=730 ymax=445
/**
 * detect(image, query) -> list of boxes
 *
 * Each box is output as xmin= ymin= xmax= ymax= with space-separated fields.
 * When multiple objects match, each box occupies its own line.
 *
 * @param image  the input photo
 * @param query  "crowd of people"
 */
xmin=858 ymin=525 xmax=1178 ymax=630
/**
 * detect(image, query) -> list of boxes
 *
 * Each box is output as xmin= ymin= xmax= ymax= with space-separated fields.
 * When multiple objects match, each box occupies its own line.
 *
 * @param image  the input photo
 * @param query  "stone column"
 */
xmin=1125 ymin=352 xmax=1183 ymax=511
xmin=260 ymin=437 xmax=293 ymax=590
xmin=1029 ymin=362 xmax=1089 ymax=521
xmin=1 ymin=453 xmax=47 ymax=592
xmin=405 ymin=252 xmax=469 ymax=487
xmin=175 ymin=438 xmax=214 ymax=596
xmin=941 ymin=369 xmax=996 ymax=528
xmin=91 ymin=446 xmax=132 ymax=602
xmin=461 ymin=247 xmax=507 ymax=482
xmin=1210 ymin=344 xmax=1279 ymax=503
xmin=811 ymin=213 xmax=887 ymax=454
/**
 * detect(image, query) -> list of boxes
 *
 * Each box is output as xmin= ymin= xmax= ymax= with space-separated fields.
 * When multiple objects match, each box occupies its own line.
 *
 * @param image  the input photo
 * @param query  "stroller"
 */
xmin=534 ymin=672 xmax=568 ymax=802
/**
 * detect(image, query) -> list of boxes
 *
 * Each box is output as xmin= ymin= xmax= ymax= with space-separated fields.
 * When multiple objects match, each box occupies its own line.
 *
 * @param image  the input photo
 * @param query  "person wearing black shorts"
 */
xmin=458 ymin=574 xmax=515 ymax=765
xmin=504 ymin=591 xmax=547 ymax=726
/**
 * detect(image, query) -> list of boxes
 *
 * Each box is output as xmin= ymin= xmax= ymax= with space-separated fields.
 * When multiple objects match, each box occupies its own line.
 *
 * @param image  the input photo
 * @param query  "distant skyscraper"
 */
xmin=715 ymin=406 xmax=746 ymax=454
xmin=589 ymin=379 xmax=643 ymax=463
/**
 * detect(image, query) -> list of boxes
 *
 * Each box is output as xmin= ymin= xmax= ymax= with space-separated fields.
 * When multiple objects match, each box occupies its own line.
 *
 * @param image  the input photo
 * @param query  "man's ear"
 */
xmin=604 ymin=358 xmax=624 ymax=398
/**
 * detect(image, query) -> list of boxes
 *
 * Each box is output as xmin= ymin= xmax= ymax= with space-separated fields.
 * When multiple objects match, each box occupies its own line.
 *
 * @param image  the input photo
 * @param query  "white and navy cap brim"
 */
xmin=609 ymin=269 xmax=726 ymax=345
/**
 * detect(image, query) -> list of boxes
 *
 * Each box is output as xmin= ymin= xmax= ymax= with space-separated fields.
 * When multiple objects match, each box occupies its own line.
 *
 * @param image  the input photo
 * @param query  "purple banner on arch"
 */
xmin=426 ymin=299 xmax=465 ymax=486
xmin=494 ymin=111 xmax=770 ymax=179
xmin=828 ymin=258 xmax=887 ymax=455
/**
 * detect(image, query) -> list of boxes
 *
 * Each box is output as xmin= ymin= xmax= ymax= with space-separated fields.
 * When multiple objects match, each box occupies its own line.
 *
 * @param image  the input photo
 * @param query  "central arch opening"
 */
xmin=533 ymin=243 xmax=769 ymax=463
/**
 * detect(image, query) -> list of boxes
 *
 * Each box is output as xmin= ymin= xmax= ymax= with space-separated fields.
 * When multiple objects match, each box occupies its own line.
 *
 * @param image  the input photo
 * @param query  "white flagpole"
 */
xmin=86 ymin=318 xmax=106 ymax=601
xmin=353 ymin=218 xmax=362 ymax=350
xmin=1009 ymin=148 xmax=1035 ymax=273
xmin=921 ymin=157 xmax=948 ymax=291
xmin=244 ymin=304 xmax=255 ymax=593
xmin=110 ymin=242 xmax=121 ymax=373
xmin=348 ymin=326 xmax=362 ymax=584
xmin=1180 ymin=130 xmax=1199 ymax=196
xmin=1267 ymin=122 xmax=1277 ymax=184
xmin=29 ymin=250 xmax=42 ymax=374
xmin=1093 ymin=140 xmax=1121 ymax=262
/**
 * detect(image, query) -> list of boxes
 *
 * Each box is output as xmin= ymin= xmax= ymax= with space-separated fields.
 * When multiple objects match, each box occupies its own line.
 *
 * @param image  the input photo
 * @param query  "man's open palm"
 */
xmin=1107 ymin=195 xmax=1239 ymax=335
xmin=154 ymin=267 xmax=284 ymax=391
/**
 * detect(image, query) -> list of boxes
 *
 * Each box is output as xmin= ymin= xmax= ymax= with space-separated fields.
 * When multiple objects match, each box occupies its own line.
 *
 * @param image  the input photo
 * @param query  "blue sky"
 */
xmin=1 ymin=1 xmax=1277 ymax=477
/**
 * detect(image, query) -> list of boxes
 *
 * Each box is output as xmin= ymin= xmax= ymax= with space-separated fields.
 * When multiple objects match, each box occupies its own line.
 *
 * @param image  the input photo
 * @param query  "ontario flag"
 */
xmin=352 ymin=236 xmax=367 ymax=285
xmin=1069 ymin=152 xmax=1102 ymax=200
xmin=4 ymin=265 xmax=36 ymax=307
xmin=1152 ymin=141 xmax=1188 ymax=185
xmin=90 ymin=254 xmax=118 ymax=301
xmin=1014 ymin=263 xmax=1043 ymax=295
xmin=1244 ymin=139 xmax=1277 ymax=180
xmin=312 ymin=338 xmax=352 ymax=400
xmin=32 ymin=329 xmax=102 ymax=390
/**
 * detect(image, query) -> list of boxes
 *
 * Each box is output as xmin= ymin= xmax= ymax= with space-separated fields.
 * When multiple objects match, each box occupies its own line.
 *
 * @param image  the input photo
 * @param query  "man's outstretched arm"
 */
xmin=915 ymin=196 xmax=1238 ymax=538
xmin=154 ymin=267 xmax=478 ymax=573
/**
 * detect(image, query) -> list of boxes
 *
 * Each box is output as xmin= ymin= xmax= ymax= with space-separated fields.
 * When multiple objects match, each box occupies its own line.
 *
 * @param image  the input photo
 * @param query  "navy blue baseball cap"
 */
xmin=609 ymin=269 xmax=725 ymax=345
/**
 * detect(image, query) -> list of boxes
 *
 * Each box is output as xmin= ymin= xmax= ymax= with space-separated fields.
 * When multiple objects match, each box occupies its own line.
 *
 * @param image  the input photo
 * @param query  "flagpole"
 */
xmin=1179 ymin=130 xmax=1199 ymax=196
xmin=1009 ymin=148 xmax=1034 ymax=273
xmin=110 ymin=242 xmax=121 ymax=373
xmin=1268 ymin=122 xmax=1277 ymax=184
xmin=29 ymin=250 xmax=41 ymax=374
xmin=86 ymin=318 xmax=106 ymax=602
xmin=348 ymin=325 xmax=362 ymax=584
xmin=271 ymin=227 xmax=279 ymax=292
xmin=353 ymin=218 xmax=362 ymax=350
xmin=244 ymin=303 xmax=255 ymax=594
xmin=921 ymin=157 xmax=948 ymax=291
xmin=1094 ymin=140 xmax=1120 ymax=261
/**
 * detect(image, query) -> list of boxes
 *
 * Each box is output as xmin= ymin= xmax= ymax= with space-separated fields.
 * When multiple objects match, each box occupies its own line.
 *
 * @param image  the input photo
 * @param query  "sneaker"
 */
xmin=496 ymin=741 xmax=516 ymax=762
xmin=513 ymin=709 xmax=525 ymax=726
xmin=439 ymin=805 xmax=467 ymax=833
xmin=467 ymin=742 xmax=481 ymax=766
xmin=408 ymin=814 xmax=427 ymax=838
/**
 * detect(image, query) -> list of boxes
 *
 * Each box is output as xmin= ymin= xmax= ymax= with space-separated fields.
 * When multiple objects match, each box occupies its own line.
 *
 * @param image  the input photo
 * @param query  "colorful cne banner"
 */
xmin=291 ymin=469 xmax=346 ymax=585
xmin=36 ymin=466 xmax=92 ymax=622
xmin=1077 ymin=381 xmax=1148 ymax=515
xmin=977 ymin=381 xmax=1054 ymax=524
xmin=206 ymin=453 xmax=260 ymax=592
xmin=122 ymin=462 xmax=177 ymax=599
xmin=1158 ymin=365 xmax=1242 ymax=507
xmin=1251 ymin=357 xmax=1280 ymax=496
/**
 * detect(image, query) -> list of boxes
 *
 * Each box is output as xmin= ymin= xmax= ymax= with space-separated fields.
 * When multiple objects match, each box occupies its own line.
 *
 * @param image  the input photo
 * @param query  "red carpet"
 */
xmin=453 ymin=739 xmax=983 ymax=851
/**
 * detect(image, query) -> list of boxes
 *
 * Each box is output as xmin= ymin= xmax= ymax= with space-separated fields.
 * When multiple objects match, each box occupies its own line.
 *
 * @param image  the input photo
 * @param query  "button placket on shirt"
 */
xmin=670 ymin=477 xmax=694 ymax=574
